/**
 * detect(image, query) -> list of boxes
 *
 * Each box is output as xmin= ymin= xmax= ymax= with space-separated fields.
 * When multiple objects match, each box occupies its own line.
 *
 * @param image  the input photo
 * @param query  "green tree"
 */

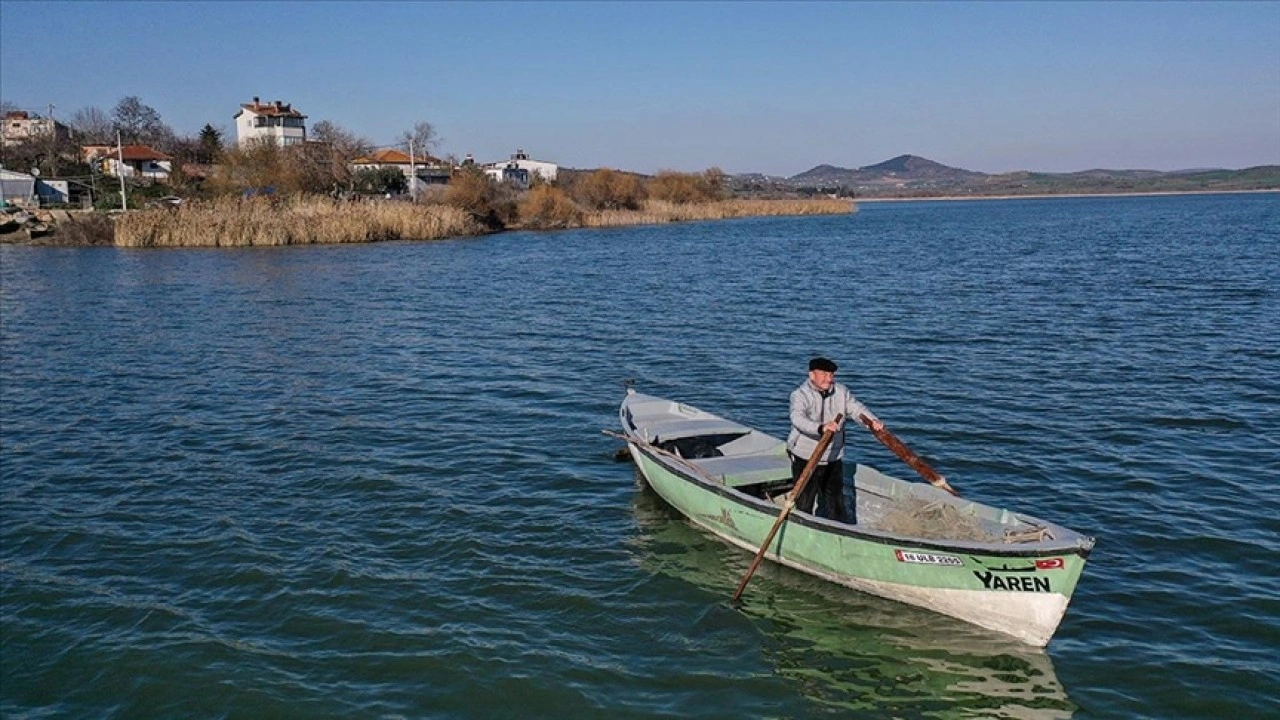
xmin=352 ymin=166 xmax=407 ymax=195
xmin=198 ymin=124 xmax=223 ymax=163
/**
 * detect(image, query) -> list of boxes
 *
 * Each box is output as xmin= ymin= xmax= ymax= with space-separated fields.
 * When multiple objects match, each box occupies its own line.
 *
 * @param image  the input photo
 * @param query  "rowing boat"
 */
xmin=614 ymin=388 xmax=1095 ymax=646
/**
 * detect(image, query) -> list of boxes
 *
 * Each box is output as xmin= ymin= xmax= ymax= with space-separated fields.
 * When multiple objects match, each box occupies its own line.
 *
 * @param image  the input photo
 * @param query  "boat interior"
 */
xmin=623 ymin=395 xmax=1093 ymax=550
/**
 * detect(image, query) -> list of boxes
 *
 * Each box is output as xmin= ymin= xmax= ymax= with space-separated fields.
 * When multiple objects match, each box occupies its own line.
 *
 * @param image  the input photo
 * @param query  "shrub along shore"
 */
xmin=11 ymin=167 xmax=854 ymax=248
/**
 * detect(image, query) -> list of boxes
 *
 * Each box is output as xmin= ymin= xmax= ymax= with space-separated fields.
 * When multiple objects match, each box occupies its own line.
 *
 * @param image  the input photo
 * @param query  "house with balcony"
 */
xmin=82 ymin=145 xmax=173 ymax=180
xmin=234 ymin=97 xmax=307 ymax=147
xmin=2 ymin=110 xmax=71 ymax=147
xmin=351 ymin=148 xmax=452 ymax=186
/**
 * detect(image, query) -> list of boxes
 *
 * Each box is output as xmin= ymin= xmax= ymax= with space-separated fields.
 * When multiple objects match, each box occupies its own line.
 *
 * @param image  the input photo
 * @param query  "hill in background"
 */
xmin=730 ymin=154 xmax=1280 ymax=199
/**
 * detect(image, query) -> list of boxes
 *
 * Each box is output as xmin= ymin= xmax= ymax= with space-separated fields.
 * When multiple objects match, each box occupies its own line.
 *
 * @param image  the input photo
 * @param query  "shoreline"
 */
xmin=853 ymin=188 xmax=1280 ymax=203
xmin=4 ymin=189 xmax=1274 ymax=247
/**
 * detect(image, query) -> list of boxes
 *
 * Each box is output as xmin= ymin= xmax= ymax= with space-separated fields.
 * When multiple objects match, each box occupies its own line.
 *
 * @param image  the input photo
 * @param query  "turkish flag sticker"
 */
xmin=1035 ymin=558 xmax=1065 ymax=570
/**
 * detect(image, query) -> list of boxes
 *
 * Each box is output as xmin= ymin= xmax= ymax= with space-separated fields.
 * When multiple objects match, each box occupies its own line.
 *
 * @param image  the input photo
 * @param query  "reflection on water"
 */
xmin=629 ymin=471 xmax=1073 ymax=718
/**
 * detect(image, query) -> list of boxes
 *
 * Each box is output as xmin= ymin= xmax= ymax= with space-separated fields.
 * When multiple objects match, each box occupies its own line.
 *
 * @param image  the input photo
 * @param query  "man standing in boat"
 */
xmin=788 ymin=357 xmax=884 ymax=523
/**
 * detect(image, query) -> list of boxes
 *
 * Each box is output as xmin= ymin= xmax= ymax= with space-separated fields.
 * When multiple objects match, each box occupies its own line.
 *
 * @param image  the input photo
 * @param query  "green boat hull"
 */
xmin=620 ymin=391 xmax=1094 ymax=646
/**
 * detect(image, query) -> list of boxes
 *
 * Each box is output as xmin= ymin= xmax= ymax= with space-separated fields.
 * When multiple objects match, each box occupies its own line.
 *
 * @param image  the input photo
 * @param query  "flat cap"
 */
xmin=809 ymin=357 xmax=838 ymax=373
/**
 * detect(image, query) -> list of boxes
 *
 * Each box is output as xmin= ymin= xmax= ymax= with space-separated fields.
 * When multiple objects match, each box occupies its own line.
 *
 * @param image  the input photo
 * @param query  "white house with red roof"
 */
xmin=82 ymin=144 xmax=173 ymax=180
xmin=234 ymin=97 xmax=307 ymax=147
xmin=351 ymin=148 xmax=452 ymax=185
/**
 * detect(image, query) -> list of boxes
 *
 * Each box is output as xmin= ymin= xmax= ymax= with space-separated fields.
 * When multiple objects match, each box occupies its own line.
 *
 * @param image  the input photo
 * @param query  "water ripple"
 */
xmin=3 ymin=194 xmax=1278 ymax=718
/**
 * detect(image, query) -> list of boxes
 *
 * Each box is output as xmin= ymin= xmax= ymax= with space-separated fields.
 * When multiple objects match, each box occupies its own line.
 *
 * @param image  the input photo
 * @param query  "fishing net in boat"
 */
xmin=873 ymin=497 xmax=1002 ymax=542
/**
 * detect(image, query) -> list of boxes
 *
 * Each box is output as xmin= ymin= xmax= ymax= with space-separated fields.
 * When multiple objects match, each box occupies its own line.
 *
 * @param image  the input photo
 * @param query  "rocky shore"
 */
xmin=1 ymin=209 xmax=115 ymax=246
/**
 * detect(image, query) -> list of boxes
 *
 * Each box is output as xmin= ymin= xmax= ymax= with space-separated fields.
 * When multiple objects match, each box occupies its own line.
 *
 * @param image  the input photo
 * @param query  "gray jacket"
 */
xmin=787 ymin=380 xmax=877 ymax=463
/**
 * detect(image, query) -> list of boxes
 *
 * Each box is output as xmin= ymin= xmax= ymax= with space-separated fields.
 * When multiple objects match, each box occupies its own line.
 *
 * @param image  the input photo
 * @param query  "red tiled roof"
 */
xmin=123 ymin=146 xmax=173 ymax=161
xmin=81 ymin=144 xmax=171 ymax=161
xmin=352 ymin=148 xmax=442 ymax=165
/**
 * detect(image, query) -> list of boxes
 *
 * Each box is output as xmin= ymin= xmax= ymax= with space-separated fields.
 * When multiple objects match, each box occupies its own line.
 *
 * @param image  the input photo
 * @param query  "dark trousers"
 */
xmin=791 ymin=454 xmax=852 ymax=523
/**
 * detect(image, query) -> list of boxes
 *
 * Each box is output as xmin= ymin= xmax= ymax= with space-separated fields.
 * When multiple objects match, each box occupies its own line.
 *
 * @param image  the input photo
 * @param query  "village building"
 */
xmin=0 ymin=168 xmax=82 ymax=207
xmin=82 ymin=144 xmax=173 ymax=180
xmin=350 ymin=148 xmax=452 ymax=186
xmin=1 ymin=168 xmax=37 ymax=206
xmin=234 ymin=97 xmax=307 ymax=147
xmin=37 ymin=178 xmax=72 ymax=205
xmin=1 ymin=110 xmax=71 ymax=147
xmin=482 ymin=148 xmax=558 ymax=187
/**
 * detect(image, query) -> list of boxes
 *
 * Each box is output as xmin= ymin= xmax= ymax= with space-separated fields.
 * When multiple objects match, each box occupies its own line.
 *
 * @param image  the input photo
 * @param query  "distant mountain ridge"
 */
xmin=729 ymin=154 xmax=1280 ymax=199
xmin=790 ymin=154 xmax=984 ymax=185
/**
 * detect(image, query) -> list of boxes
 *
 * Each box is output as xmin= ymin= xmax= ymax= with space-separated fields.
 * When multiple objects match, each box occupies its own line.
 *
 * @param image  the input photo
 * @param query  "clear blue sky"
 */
xmin=2 ymin=1 xmax=1277 ymax=176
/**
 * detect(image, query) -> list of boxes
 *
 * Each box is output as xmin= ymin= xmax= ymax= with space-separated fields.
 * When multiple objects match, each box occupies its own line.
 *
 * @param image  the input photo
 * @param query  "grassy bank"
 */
xmin=576 ymin=197 xmax=854 ymax=228
xmin=114 ymin=197 xmax=486 ymax=248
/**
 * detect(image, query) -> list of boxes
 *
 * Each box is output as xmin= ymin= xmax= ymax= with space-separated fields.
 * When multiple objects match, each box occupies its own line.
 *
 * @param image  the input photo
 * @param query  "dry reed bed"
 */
xmin=580 ymin=197 xmax=854 ymax=228
xmin=112 ymin=196 xmax=852 ymax=247
xmin=114 ymin=197 xmax=485 ymax=248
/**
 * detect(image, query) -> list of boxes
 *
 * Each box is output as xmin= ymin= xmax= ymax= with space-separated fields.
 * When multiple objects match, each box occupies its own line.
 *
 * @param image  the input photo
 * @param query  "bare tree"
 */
xmin=69 ymin=106 xmax=114 ymax=144
xmin=311 ymin=119 xmax=371 ymax=151
xmin=298 ymin=120 xmax=373 ymax=192
xmin=398 ymin=121 xmax=440 ymax=157
xmin=112 ymin=96 xmax=174 ymax=148
xmin=162 ymin=134 xmax=205 ymax=192
xmin=209 ymin=140 xmax=286 ymax=195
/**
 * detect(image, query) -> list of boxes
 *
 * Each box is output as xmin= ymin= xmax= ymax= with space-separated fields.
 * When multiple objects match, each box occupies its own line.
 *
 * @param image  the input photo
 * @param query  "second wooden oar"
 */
xmin=857 ymin=414 xmax=959 ymax=496
xmin=732 ymin=413 xmax=843 ymax=603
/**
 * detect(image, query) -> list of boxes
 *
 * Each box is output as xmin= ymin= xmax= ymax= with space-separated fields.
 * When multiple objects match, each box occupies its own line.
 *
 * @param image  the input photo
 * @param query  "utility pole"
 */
xmin=117 ymin=130 xmax=128 ymax=211
xmin=47 ymin=103 xmax=58 ymax=176
xmin=409 ymin=137 xmax=417 ymax=200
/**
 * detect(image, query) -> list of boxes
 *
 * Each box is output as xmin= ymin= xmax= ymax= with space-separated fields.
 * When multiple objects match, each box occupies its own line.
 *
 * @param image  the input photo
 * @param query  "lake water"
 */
xmin=2 ymin=193 xmax=1277 ymax=719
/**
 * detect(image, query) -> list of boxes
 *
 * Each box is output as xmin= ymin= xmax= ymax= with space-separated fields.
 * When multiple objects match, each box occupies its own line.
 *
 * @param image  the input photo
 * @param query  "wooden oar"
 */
xmin=857 ymin=414 xmax=959 ymax=496
xmin=731 ymin=413 xmax=843 ymax=603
